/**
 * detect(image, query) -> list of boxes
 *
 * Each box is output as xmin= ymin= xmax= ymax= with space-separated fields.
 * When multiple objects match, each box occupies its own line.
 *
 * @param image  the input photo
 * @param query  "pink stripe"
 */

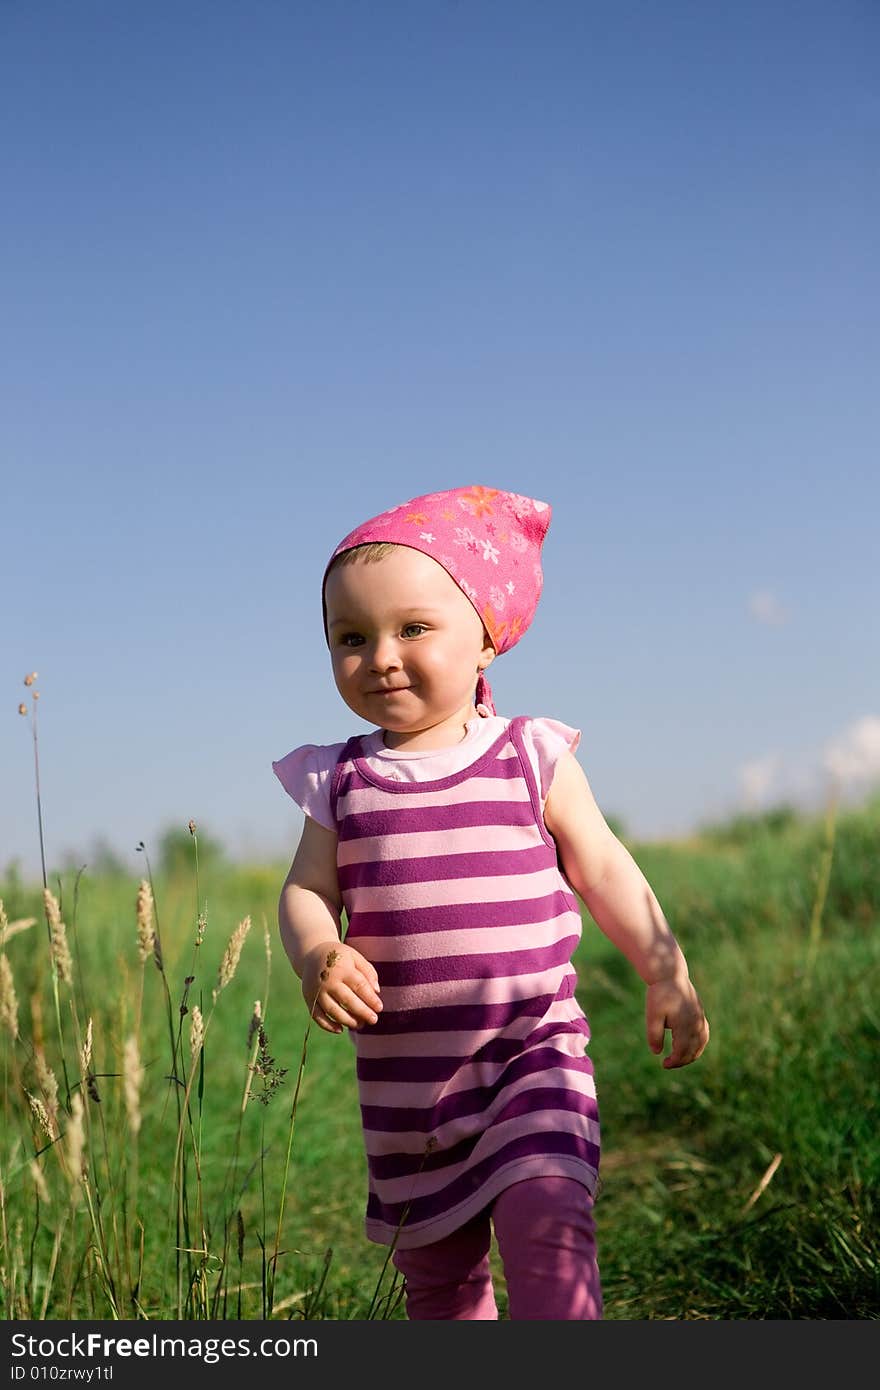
xmin=354 ymin=998 xmax=589 ymax=1059
xmin=375 ymin=960 xmax=576 ymax=1013
xmin=378 ymin=936 xmax=580 ymax=989
xmin=337 ymin=771 xmax=529 ymax=814
xmin=355 ymin=1050 xmax=589 ymax=1106
xmin=356 ymin=1020 xmax=591 ymax=1090
xmin=339 ymin=801 xmax=538 ymax=842
xmin=345 ymin=889 xmax=580 ymax=938
xmin=362 ymin=1064 xmax=598 ymax=1151
xmin=356 ymin=1023 xmax=591 ymax=1106
xmin=366 ymin=1156 xmax=598 ymax=1249
xmin=351 ymin=906 xmax=583 ymax=964
xmin=369 ymin=1091 xmax=601 ymax=1181
xmin=337 ymin=821 xmax=539 ymax=866
xmin=339 ymin=843 xmax=553 ymax=890
xmin=341 ymin=863 xmax=565 ymax=912
xmin=370 ymin=1112 xmax=601 ymax=1206
xmin=362 ymin=975 xmax=578 ymax=1037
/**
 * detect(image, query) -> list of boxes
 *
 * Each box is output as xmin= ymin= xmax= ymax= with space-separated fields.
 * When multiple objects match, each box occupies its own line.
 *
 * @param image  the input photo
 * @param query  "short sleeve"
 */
xmin=521 ymin=717 xmax=581 ymax=805
xmin=271 ymin=743 xmax=345 ymax=832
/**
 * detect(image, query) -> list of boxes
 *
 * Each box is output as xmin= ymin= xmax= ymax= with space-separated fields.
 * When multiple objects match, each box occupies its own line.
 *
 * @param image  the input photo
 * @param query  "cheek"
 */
xmin=414 ymin=641 xmax=466 ymax=682
xmin=331 ymin=651 xmax=358 ymax=683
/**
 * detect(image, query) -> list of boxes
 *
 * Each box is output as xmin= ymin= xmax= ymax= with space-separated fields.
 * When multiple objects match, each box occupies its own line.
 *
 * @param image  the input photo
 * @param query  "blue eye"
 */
xmin=402 ymin=623 xmax=427 ymax=638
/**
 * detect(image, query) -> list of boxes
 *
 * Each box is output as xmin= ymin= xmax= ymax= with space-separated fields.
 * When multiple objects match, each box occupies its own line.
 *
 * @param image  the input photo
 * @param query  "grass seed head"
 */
xmin=0 ymin=953 xmax=19 ymax=1040
xmin=248 ymin=1023 xmax=288 ymax=1106
xmin=0 ymin=914 xmax=37 ymax=948
xmin=79 ymin=1018 xmax=93 ymax=1076
xmin=135 ymin=880 xmax=155 ymax=964
xmin=29 ymin=1160 xmax=50 ymax=1205
xmin=190 ymin=1004 xmax=205 ymax=1062
xmin=35 ymin=1052 xmax=59 ymax=1131
xmin=65 ymin=1092 xmax=86 ymax=1192
xmin=26 ymin=1091 xmax=54 ymax=1140
xmin=123 ymin=1035 xmax=144 ymax=1137
xmin=43 ymin=889 xmax=73 ymax=986
xmin=213 ymin=916 xmax=252 ymax=1001
xmin=247 ymin=999 xmax=262 ymax=1049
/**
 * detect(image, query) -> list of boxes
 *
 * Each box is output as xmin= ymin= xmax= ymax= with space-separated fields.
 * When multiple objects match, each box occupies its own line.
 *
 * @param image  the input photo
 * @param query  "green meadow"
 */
xmin=1 ymin=793 xmax=878 ymax=1320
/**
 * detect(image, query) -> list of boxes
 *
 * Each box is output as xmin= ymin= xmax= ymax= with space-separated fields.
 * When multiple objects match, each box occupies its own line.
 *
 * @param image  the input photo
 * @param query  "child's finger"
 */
xmin=352 ymin=951 xmax=381 ymax=991
xmin=313 ymin=1003 xmax=342 ymax=1034
xmin=350 ymin=973 xmax=383 ymax=1012
xmin=333 ymin=981 xmax=381 ymax=1025
xmin=319 ymin=998 xmax=356 ymax=1032
xmin=645 ymin=1005 xmax=667 ymax=1055
xmin=662 ymin=1041 xmax=688 ymax=1068
xmin=663 ymin=1019 xmax=709 ymax=1068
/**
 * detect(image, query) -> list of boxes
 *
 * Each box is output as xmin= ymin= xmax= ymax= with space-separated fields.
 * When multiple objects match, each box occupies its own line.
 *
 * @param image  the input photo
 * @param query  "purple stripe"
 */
xmin=357 ymin=1023 xmax=590 ymax=1088
xmin=358 ymin=1052 xmax=465 ymax=1084
xmin=362 ymin=992 xmax=558 ymax=1039
xmin=345 ymin=890 xmax=580 ymax=940
xmin=376 ymin=934 xmax=580 ymax=988
xmin=343 ymin=750 xmax=522 ymax=795
xmin=359 ymin=975 xmax=577 ymax=1038
xmin=361 ymin=1044 xmax=595 ymax=1132
xmin=358 ymin=1021 xmax=591 ymax=1089
xmin=369 ymin=1085 xmax=600 ymax=1179
xmin=474 ymin=1016 xmax=591 ymax=1061
xmin=338 ymin=841 xmax=554 ymax=890
xmin=341 ymin=741 xmax=524 ymax=796
xmin=366 ymin=1131 xmax=601 ymax=1230
xmin=337 ymin=800 xmax=538 ymax=841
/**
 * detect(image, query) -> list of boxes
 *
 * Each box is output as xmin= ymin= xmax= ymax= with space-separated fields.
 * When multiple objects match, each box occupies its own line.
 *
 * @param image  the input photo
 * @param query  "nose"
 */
xmin=368 ymin=635 xmax=404 ymax=673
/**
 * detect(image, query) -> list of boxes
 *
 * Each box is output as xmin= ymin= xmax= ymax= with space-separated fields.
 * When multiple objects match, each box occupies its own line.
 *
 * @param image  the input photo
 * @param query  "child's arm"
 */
xmin=278 ymin=814 xmax=383 ymax=1035
xmin=544 ymin=751 xmax=709 ymax=1068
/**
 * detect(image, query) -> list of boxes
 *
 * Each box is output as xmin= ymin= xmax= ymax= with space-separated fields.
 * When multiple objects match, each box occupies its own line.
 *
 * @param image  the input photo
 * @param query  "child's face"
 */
xmin=324 ymin=545 xmax=496 ymax=749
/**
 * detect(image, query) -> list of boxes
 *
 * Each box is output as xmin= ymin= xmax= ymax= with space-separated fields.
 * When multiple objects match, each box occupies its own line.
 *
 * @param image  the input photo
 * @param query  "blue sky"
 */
xmin=3 ymin=0 xmax=878 ymax=881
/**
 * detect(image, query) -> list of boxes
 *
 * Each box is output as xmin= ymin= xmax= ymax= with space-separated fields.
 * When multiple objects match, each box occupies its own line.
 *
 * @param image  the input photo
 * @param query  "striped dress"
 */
xmin=328 ymin=714 xmax=600 ymax=1250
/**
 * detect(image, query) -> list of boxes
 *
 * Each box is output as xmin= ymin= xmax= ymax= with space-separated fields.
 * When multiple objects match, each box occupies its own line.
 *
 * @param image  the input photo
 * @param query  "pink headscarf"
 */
xmin=322 ymin=485 xmax=551 ymax=715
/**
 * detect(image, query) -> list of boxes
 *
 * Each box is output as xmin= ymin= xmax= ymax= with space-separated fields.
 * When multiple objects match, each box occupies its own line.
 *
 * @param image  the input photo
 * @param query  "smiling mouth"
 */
xmin=368 ymin=686 xmax=413 ymax=695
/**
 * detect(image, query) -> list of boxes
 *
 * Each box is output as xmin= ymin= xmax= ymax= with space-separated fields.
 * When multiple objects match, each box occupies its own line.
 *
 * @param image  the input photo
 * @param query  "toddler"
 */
xmin=274 ymin=484 xmax=709 ymax=1320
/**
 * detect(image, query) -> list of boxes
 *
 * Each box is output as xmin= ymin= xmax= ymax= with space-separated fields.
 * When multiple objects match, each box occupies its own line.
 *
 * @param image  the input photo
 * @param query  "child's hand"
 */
xmin=645 ymin=972 xmax=709 ymax=1069
xmin=301 ymin=941 xmax=383 ymax=1035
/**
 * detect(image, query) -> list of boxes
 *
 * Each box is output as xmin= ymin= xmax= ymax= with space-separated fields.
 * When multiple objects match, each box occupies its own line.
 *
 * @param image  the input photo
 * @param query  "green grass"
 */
xmin=1 ymin=790 xmax=878 ymax=1319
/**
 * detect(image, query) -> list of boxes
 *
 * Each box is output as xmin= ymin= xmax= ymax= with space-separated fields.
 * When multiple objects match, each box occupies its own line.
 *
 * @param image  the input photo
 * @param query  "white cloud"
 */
xmin=822 ymin=716 xmax=880 ymax=790
xmin=735 ymin=714 xmax=880 ymax=819
xmin=748 ymin=589 xmax=789 ymax=626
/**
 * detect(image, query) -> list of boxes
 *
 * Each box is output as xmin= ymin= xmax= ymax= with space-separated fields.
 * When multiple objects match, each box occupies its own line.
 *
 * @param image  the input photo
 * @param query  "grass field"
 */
xmin=1 ymin=790 xmax=878 ymax=1320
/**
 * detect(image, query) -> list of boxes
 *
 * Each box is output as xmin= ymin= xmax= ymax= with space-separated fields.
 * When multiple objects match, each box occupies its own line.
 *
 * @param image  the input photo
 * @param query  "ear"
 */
xmin=478 ymin=636 xmax=496 ymax=671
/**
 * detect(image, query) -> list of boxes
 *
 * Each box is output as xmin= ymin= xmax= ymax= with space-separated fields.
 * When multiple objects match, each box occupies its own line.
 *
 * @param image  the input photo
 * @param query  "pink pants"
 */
xmin=391 ymin=1176 xmax=602 ymax=1320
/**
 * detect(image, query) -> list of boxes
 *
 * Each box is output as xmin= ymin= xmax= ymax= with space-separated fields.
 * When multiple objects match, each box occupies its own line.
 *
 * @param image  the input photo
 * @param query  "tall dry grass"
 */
xmin=1 ymin=674 xmax=405 ymax=1320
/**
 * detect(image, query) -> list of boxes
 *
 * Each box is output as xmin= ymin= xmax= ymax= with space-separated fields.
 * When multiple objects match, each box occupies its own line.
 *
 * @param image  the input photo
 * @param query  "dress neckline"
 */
xmin=353 ymin=717 xmax=521 ymax=793
xmin=366 ymin=714 xmax=500 ymax=761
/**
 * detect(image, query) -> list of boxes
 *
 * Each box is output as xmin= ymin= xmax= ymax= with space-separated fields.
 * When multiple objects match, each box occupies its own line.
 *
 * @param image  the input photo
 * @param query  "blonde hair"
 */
xmin=327 ymin=542 xmax=399 ymax=573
